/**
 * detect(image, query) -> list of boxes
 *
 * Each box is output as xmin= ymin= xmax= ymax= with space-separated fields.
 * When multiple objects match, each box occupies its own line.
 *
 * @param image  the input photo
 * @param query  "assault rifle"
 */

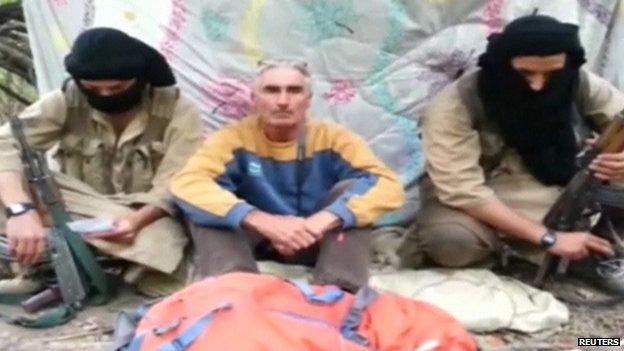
xmin=534 ymin=112 xmax=624 ymax=285
xmin=6 ymin=115 xmax=110 ymax=327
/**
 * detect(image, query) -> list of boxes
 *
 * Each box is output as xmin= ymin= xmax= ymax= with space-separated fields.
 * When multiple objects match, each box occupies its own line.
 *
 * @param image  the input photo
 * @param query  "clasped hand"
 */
xmin=243 ymin=211 xmax=340 ymax=256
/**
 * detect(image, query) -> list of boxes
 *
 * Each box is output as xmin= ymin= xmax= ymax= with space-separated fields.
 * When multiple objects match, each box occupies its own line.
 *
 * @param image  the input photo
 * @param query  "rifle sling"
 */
xmin=51 ymin=206 xmax=112 ymax=305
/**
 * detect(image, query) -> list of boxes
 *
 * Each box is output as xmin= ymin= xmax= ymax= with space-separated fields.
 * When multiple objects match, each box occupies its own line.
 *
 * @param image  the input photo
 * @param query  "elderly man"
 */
xmin=400 ymin=15 xmax=624 ymax=292
xmin=0 ymin=28 xmax=203 ymax=287
xmin=171 ymin=60 xmax=404 ymax=291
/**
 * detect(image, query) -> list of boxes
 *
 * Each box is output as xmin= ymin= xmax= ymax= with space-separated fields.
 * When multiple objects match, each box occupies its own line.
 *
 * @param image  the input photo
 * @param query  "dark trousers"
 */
xmin=188 ymin=180 xmax=370 ymax=291
xmin=188 ymin=224 xmax=370 ymax=292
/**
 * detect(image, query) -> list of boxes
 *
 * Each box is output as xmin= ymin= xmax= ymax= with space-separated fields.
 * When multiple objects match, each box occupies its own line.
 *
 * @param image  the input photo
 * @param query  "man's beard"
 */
xmin=477 ymin=65 xmax=580 ymax=186
xmin=77 ymin=79 xmax=146 ymax=114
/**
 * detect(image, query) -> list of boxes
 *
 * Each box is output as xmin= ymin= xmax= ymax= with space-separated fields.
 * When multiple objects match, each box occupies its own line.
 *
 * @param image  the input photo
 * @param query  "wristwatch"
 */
xmin=539 ymin=230 xmax=557 ymax=249
xmin=5 ymin=202 xmax=35 ymax=218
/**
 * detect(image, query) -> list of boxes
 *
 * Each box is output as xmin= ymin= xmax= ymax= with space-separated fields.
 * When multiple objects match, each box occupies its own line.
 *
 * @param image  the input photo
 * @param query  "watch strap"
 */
xmin=5 ymin=202 xmax=36 ymax=218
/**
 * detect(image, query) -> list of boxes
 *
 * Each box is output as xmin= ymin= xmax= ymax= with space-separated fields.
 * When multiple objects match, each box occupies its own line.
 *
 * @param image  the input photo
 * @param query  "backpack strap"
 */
xmin=130 ymin=303 xmax=231 ymax=351
xmin=290 ymin=279 xmax=345 ymax=305
xmin=127 ymin=334 xmax=146 ymax=351
xmin=340 ymin=286 xmax=380 ymax=347
xmin=108 ymin=301 xmax=157 ymax=351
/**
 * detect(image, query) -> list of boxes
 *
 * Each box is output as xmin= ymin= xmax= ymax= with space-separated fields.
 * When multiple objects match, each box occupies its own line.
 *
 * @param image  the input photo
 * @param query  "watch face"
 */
xmin=6 ymin=203 xmax=33 ymax=217
xmin=541 ymin=231 xmax=557 ymax=248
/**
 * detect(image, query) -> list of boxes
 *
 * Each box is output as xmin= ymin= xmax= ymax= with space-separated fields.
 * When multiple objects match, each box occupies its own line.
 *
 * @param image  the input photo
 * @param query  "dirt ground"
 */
xmin=0 ymin=275 xmax=622 ymax=351
xmin=0 ymin=287 xmax=143 ymax=351
xmin=479 ymin=262 xmax=624 ymax=351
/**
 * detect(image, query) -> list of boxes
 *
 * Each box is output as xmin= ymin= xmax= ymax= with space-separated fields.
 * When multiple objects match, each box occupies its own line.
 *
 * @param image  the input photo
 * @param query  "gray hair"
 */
xmin=253 ymin=59 xmax=312 ymax=95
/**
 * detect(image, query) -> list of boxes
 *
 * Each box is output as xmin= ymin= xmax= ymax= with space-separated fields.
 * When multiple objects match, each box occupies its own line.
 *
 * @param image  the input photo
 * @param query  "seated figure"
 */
xmin=171 ymin=59 xmax=405 ymax=292
xmin=400 ymin=15 xmax=624 ymax=294
xmin=0 ymin=28 xmax=203 ymax=288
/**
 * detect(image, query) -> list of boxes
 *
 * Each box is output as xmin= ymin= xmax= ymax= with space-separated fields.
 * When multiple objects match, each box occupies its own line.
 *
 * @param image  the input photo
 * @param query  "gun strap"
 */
xmin=51 ymin=206 xmax=112 ymax=304
xmin=0 ymin=293 xmax=33 ymax=305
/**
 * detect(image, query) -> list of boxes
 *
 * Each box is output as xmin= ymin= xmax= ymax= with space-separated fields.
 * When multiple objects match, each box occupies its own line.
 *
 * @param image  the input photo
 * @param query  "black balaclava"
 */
xmin=64 ymin=27 xmax=176 ymax=114
xmin=477 ymin=15 xmax=586 ymax=186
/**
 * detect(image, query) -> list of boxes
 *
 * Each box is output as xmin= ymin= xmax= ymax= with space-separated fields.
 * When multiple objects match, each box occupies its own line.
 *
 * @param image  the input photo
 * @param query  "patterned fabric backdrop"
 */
xmin=22 ymin=0 xmax=624 ymax=226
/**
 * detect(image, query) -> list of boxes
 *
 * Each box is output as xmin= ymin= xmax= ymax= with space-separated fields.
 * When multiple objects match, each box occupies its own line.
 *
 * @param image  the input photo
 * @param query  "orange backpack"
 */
xmin=124 ymin=273 xmax=476 ymax=351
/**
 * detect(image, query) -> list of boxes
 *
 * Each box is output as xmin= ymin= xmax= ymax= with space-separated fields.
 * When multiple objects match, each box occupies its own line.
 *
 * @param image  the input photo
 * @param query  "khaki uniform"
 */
xmin=0 ymin=84 xmax=203 ymax=273
xmin=400 ymin=69 xmax=624 ymax=268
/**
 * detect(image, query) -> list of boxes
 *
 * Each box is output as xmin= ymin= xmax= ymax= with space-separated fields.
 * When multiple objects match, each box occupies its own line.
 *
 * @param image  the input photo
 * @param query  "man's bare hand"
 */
xmin=89 ymin=214 xmax=141 ymax=244
xmin=6 ymin=211 xmax=47 ymax=265
xmin=273 ymin=242 xmax=296 ymax=256
xmin=586 ymin=138 xmax=624 ymax=181
xmin=304 ymin=211 xmax=342 ymax=239
xmin=548 ymin=231 xmax=614 ymax=261
xmin=243 ymin=211 xmax=317 ymax=253
xmin=86 ymin=204 xmax=165 ymax=244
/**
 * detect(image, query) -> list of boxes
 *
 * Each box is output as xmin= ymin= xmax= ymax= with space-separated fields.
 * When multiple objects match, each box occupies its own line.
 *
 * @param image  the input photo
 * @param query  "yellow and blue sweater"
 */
xmin=170 ymin=116 xmax=405 ymax=229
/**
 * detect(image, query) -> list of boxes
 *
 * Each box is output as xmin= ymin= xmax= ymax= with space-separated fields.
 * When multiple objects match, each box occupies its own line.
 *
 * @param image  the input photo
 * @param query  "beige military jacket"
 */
xmin=0 ymin=85 xmax=203 ymax=214
xmin=422 ymin=68 xmax=624 ymax=209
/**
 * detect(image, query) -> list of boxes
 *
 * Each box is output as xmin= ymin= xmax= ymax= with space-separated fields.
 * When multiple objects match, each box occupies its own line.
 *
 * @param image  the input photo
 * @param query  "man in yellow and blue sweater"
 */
xmin=170 ymin=59 xmax=405 ymax=291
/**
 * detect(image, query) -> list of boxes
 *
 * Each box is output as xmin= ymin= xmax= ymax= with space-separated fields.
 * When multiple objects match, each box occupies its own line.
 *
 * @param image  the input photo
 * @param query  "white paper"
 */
xmin=66 ymin=218 xmax=114 ymax=233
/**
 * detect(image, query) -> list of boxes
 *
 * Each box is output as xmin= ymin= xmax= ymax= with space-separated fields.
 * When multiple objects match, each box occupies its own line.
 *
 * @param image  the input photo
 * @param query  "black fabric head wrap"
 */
xmin=64 ymin=28 xmax=176 ymax=113
xmin=477 ymin=15 xmax=586 ymax=186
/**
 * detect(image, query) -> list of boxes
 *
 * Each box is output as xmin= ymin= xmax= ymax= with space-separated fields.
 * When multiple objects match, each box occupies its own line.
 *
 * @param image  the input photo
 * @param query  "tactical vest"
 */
xmin=57 ymin=81 xmax=179 ymax=194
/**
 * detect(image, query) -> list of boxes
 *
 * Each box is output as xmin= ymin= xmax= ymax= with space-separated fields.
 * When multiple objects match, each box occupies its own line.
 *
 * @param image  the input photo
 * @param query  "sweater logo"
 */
xmin=248 ymin=161 xmax=263 ymax=176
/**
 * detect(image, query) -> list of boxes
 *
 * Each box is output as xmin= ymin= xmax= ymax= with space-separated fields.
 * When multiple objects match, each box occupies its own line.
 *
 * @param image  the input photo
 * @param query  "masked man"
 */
xmin=171 ymin=60 xmax=404 ymax=291
xmin=400 ymin=15 xmax=624 ymax=293
xmin=0 ymin=28 xmax=203 ymax=288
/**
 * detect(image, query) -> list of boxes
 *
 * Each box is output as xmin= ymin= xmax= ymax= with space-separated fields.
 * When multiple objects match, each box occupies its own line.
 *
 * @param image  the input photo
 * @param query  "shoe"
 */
xmin=595 ymin=258 xmax=624 ymax=296
xmin=0 ymin=275 xmax=43 ymax=295
xmin=0 ymin=260 xmax=46 ymax=294
xmin=0 ymin=260 xmax=12 ymax=279
xmin=123 ymin=264 xmax=147 ymax=285
xmin=134 ymin=258 xmax=196 ymax=298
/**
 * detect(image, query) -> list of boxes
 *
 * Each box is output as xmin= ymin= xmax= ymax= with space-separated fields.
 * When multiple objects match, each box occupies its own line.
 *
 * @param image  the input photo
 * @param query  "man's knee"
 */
xmin=313 ymin=229 xmax=369 ymax=291
xmin=188 ymin=223 xmax=258 ymax=278
xmin=198 ymin=259 xmax=258 ymax=278
xmin=194 ymin=243 xmax=259 ymax=278
xmin=419 ymin=222 xmax=495 ymax=268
